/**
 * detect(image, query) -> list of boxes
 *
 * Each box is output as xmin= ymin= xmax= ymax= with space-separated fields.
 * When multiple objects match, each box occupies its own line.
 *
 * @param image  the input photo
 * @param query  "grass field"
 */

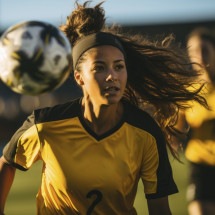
xmin=5 ymin=154 xmax=189 ymax=215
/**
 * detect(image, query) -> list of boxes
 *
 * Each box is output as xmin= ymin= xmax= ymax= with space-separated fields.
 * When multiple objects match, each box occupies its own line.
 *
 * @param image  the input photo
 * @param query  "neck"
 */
xmin=81 ymin=99 xmax=123 ymax=135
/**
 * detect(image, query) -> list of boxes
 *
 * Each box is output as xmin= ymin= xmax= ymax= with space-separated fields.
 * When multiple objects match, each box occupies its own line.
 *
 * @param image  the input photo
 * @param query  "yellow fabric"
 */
xmin=185 ymin=139 xmax=215 ymax=165
xmin=185 ymin=84 xmax=215 ymax=165
xmin=16 ymin=118 xmax=159 ymax=215
xmin=14 ymin=125 xmax=41 ymax=168
xmin=4 ymin=99 xmax=177 ymax=214
xmin=185 ymin=84 xmax=214 ymax=126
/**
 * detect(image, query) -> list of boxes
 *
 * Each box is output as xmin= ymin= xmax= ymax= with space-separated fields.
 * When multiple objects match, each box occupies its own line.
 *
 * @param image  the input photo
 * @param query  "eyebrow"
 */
xmin=93 ymin=59 xmax=125 ymax=64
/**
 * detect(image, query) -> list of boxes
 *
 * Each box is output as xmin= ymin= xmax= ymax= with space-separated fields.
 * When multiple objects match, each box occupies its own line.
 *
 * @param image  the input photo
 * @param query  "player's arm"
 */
xmin=0 ymin=156 xmax=16 ymax=214
xmin=143 ymin=129 xmax=175 ymax=215
xmin=147 ymin=196 xmax=172 ymax=215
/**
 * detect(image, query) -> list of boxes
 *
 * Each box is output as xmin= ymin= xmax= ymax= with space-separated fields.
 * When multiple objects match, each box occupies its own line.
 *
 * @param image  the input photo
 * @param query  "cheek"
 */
xmin=122 ymin=71 xmax=128 ymax=85
xmin=125 ymin=71 xmax=128 ymax=81
xmin=82 ymin=73 xmax=103 ymax=93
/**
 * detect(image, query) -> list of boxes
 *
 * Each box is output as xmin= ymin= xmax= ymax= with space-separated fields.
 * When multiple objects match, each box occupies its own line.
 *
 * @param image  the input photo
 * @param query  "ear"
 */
xmin=74 ymin=70 xmax=84 ymax=86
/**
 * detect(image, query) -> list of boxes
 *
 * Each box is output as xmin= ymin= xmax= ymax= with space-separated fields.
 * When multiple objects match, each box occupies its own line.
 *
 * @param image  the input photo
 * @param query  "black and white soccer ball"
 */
xmin=0 ymin=20 xmax=72 ymax=95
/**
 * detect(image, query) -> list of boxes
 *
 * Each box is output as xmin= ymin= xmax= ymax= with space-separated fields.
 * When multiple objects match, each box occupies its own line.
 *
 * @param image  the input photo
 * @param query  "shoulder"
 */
xmin=123 ymin=100 xmax=166 ymax=148
xmin=123 ymin=100 xmax=162 ymax=136
xmin=34 ymin=98 xmax=81 ymax=123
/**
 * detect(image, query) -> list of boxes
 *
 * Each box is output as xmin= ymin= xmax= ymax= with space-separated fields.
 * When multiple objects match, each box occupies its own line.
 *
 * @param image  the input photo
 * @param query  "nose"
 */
xmin=106 ymin=69 xmax=117 ymax=82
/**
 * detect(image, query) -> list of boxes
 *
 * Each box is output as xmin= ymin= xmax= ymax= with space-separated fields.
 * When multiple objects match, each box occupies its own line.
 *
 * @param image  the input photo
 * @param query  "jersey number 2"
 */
xmin=86 ymin=189 xmax=103 ymax=215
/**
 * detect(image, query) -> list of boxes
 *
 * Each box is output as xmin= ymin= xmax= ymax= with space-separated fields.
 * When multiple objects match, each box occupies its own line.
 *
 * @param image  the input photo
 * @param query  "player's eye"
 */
xmin=91 ymin=64 xmax=105 ymax=73
xmin=114 ymin=63 xmax=125 ymax=71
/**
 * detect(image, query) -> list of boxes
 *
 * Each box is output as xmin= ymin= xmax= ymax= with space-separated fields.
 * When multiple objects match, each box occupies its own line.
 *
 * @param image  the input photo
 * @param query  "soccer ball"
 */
xmin=0 ymin=20 xmax=72 ymax=95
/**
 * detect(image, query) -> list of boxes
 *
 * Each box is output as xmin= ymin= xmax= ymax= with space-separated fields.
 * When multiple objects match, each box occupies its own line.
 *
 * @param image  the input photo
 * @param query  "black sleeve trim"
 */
xmin=123 ymin=101 xmax=178 ymax=198
xmin=3 ymin=114 xmax=35 ymax=169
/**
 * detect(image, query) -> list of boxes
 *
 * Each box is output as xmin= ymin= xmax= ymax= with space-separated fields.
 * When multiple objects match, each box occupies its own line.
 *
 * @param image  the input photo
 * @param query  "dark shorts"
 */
xmin=187 ymin=162 xmax=215 ymax=202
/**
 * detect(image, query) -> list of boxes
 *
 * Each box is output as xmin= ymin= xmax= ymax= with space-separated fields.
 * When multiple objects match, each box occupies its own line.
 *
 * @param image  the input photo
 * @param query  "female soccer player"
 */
xmin=0 ymin=1 xmax=208 ymax=215
xmin=185 ymin=27 xmax=215 ymax=215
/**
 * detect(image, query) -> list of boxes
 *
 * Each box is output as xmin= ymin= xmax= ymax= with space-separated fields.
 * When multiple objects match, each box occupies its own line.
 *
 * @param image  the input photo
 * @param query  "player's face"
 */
xmin=75 ymin=45 xmax=127 ymax=105
xmin=187 ymin=36 xmax=214 ymax=82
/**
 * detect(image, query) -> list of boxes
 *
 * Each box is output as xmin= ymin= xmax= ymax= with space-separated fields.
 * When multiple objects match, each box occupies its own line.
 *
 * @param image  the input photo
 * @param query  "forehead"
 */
xmin=85 ymin=45 xmax=125 ymax=60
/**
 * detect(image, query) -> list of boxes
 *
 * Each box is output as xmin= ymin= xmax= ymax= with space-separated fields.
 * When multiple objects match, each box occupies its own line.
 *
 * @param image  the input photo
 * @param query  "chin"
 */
xmin=105 ymin=97 xmax=121 ymax=105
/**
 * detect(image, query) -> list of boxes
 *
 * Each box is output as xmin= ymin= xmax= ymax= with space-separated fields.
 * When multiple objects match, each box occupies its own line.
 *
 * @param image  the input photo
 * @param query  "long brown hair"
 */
xmin=60 ymin=1 xmax=208 ymax=160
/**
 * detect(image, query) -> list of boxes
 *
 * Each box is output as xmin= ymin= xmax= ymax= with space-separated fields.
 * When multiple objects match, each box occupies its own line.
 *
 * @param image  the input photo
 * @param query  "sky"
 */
xmin=0 ymin=0 xmax=215 ymax=32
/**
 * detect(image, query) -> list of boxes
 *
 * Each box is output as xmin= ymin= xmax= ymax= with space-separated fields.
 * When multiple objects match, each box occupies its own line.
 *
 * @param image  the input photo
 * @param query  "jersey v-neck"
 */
xmin=77 ymin=99 xmax=125 ymax=141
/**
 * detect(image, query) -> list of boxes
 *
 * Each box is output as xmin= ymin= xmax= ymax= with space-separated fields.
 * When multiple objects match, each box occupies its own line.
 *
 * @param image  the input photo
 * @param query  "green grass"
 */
xmin=5 ymin=155 xmax=189 ymax=215
xmin=134 ymin=155 xmax=189 ymax=215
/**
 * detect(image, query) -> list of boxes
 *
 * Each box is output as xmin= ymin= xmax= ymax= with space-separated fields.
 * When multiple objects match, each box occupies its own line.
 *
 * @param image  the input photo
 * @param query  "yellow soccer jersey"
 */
xmin=3 ymin=98 xmax=178 ymax=215
xmin=185 ymin=85 xmax=215 ymax=166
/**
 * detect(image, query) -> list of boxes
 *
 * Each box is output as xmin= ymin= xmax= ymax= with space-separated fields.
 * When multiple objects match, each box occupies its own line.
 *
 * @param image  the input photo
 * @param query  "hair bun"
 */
xmin=60 ymin=1 xmax=106 ymax=46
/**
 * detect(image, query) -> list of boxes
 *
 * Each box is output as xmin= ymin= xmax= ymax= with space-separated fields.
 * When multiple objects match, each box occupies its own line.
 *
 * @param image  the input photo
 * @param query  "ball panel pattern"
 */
xmin=0 ymin=21 xmax=72 ymax=95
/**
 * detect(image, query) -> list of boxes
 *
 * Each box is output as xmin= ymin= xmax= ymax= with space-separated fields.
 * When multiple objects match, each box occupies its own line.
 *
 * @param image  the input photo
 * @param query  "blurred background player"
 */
xmin=185 ymin=27 xmax=215 ymax=215
xmin=0 ymin=1 xmax=209 ymax=215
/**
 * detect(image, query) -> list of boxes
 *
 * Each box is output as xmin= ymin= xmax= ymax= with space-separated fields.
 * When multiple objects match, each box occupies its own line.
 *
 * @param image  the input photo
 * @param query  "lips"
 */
xmin=104 ymin=86 xmax=120 ymax=92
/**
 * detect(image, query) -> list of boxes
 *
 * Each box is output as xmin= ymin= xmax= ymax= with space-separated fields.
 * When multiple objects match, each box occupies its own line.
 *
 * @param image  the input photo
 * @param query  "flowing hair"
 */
xmin=60 ymin=1 xmax=208 ymax=160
